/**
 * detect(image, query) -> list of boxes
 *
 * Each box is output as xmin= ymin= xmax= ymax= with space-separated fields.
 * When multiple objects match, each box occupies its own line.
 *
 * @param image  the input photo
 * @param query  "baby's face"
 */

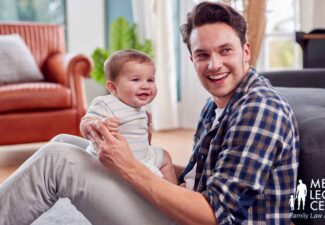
xmin=112 ymin=61 xmax=157 ymax=108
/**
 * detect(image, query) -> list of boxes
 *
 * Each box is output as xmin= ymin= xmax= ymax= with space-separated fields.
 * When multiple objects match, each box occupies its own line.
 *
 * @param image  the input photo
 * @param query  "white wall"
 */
xmin=66 ymin=0 xmax=107 ymax=103
xmin=66 ymin=0 xmax=105 ymax=54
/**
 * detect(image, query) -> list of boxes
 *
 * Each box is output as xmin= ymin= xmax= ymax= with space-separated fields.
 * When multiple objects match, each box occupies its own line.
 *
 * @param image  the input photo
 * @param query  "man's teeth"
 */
xmin=208 ymin=73 xmax=228 ymax=80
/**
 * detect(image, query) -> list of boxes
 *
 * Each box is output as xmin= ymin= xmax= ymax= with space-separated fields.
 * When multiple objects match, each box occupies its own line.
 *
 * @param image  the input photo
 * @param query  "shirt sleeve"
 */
xmin=82 ymin=96 xmax=114 ymax=121
xmin=202 ymin=96 xmax=293 ymax=224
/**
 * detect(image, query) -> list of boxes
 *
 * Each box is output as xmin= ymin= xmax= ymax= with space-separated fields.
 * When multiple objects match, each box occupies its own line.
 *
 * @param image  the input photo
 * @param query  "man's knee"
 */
xmin=39 ymin=141 xmax=71 ymax=155
xmin=50 ymin=134 xmax=70 ymax=143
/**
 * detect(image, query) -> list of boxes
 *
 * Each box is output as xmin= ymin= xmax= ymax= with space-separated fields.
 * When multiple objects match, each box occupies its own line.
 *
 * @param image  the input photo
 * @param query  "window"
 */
xmin=0 ymin=0 xmax=66 ymax=25
xmin=260 ymin=0 xmax=301 ymax=70
xmin=217 ymin=0 xmax=302 ymax=71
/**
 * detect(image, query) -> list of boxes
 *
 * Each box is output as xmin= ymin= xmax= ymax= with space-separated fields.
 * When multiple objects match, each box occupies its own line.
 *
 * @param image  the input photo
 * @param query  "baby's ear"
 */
xmin=106 ymin=80 xmax=116 ymax=94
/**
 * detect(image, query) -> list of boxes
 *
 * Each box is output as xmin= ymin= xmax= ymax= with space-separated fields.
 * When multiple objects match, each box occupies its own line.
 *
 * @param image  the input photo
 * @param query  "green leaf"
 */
xmin=139 ymin=40 xmax=154 ymax=58
xmin=90 ymin=48 xmax=109 ymax=85
xmin=109 ymin=17 xmax=133 ymax=52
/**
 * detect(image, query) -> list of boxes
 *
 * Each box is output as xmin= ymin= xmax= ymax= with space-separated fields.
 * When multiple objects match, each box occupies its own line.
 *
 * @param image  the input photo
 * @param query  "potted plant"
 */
xmin=91 ymin=17 xmax=154 ymax=85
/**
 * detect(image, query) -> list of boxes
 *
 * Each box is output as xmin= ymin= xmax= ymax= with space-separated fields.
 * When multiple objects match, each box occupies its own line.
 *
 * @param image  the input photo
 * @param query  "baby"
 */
xmin=80 ymin=49 xmax=177 ymax=184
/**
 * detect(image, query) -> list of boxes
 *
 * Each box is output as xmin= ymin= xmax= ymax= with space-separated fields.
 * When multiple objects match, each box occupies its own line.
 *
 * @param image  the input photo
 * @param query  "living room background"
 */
xmin=1 ymin=0 xmax=325 ymax=129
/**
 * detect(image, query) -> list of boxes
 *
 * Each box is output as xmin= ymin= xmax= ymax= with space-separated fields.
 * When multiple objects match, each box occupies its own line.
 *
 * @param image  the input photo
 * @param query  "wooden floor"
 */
xmin=0 ymin=129 xmax=194 ymax=184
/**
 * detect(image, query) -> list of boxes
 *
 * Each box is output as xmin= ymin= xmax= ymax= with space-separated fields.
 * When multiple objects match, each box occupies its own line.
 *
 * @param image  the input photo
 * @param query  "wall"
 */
xmin=66 ymin=0 xmax=107 ymax=103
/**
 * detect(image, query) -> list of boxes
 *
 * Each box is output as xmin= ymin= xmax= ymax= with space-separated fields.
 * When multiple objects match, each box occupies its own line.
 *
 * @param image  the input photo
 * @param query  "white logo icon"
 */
xmin=296 ymin=179 xmax=307 ymax=210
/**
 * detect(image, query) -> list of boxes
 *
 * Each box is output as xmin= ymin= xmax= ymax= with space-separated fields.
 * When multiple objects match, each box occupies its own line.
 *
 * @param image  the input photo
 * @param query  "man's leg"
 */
xmin=0 ymin=138 xmax=175 ymax=225
xmin=50 ymin=133 xmax=90 ymax=149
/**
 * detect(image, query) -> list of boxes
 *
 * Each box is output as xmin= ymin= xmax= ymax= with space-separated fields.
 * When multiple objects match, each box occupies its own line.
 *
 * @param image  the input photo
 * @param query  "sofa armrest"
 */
xmin=43 ymin=53 xmax=91 ymax=86
xmin=43 ymin=53 xmax=92 ymax=126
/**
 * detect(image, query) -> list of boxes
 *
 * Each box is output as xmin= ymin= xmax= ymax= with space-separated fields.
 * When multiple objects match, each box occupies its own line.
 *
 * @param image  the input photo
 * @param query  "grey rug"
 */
xmin=32 ymin=198 xmax=91 ymax=225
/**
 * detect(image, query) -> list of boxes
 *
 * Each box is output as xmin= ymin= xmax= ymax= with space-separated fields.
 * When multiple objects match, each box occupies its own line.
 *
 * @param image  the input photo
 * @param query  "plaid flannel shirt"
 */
xmin=179 ymin=68 xmax=300 ymax=225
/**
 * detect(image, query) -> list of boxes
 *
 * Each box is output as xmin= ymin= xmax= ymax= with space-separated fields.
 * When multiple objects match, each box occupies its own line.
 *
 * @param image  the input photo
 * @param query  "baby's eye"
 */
xmin=148 ymin=79 xmax=155 ymax=83
xmin=131 ymin=78 xmax=140 ymax=82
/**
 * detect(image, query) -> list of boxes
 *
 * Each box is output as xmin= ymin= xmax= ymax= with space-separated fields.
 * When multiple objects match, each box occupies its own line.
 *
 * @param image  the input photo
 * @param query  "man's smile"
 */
xmin=207 ymin=72 xmax=230 ymax=82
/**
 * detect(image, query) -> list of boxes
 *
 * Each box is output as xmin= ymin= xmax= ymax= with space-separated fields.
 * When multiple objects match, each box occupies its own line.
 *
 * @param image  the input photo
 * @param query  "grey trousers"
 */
xmin=0 ymin=134 xmax=175 ymax=225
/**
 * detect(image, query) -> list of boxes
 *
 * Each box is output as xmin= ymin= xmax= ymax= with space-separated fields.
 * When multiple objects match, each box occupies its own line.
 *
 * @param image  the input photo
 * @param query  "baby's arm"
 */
xmin=80 ymin=117 xmax=100 ymax=139
xmin=80 ymin=96 xmax=114 ymax=139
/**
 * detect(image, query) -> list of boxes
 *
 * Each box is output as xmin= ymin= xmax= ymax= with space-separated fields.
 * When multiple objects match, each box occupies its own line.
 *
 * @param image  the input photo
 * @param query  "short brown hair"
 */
xmin=104 ymin=49 xmax=154 ymax=81
xmin=180 ymin=2 xmax=247 ymax=53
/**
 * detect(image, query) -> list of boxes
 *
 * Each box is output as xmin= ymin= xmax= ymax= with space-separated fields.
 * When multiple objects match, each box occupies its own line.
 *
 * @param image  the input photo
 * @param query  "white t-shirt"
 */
xmin=184 ymin=107 xmax=224 ymax=190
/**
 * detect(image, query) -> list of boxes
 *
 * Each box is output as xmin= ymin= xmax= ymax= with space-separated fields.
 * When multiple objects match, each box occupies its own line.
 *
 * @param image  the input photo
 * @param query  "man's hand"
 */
xmin=102 ymin=117 xmax=119 ymax=136
xmin=145 ymin=111 xmax=152 ymax=145
xmin=146 ymin=111 xmax=152 ymax=128
xmin=80 ymin=117 xmax=100 ymax=139
xmin=88 ymin=120 xmax=135 ymax=172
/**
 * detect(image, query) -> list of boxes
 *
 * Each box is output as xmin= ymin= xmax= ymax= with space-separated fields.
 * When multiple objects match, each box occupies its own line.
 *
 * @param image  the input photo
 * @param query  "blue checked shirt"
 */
xmin=179 ymin=68 xmax=300 ymax=225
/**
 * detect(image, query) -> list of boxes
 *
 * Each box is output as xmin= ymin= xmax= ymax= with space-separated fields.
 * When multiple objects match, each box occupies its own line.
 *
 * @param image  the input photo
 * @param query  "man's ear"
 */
xmin=106 ymin=80 xmax=116 ymax=94
xmin=243 ymin=42 xmax=251 ymax=64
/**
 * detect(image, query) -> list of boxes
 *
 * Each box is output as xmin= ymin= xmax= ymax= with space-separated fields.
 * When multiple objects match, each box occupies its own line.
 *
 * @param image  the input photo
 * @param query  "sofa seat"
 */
xmin=0 ymin=82 xmax=71 ymax=113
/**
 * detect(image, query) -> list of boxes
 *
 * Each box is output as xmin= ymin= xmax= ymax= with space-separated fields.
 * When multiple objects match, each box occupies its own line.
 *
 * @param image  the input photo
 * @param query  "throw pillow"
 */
xmin=0 ymin=34 xmax=44 ymax=84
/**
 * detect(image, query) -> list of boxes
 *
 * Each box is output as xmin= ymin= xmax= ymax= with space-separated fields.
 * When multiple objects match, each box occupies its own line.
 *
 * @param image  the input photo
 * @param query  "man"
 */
xmin=0 ymin=2 xmax=299 ymax=225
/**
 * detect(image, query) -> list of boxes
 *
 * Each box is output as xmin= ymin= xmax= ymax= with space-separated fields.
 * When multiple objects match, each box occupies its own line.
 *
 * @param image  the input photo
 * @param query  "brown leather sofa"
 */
xmin=0 ymin=23 xmax=92 ymax=145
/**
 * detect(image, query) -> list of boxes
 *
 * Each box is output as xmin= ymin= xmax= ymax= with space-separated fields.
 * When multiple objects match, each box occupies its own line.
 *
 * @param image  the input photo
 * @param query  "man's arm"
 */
xmin=123 ymin=161 xmax=216 ymax=225
xmin=88 ymin=121 xmax=217 ymax=225
xmin=146 ymin=111 xmax=152 ymax=145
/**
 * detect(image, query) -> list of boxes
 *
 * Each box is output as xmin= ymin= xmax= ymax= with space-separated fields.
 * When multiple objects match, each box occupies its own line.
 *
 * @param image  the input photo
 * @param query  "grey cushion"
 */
xmin=276 ymin=87 xmax=325 ymax=156
xmin=260 ymin=69 xmax=325 ymax=88
xmin=0 ymin=34 xmax=43 ymax=84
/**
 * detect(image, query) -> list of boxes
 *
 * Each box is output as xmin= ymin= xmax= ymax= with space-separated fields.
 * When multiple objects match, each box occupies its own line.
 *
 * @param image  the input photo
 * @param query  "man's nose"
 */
xmin=208 ymin=54 xmax=222 ymax=71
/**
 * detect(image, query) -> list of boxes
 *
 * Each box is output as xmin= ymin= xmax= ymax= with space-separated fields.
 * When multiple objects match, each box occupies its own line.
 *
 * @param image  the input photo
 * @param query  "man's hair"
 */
xmin=104 ymin=49 xmax=154 ymax=81
xmin=180 ymin=2 xmax=247 ymax=53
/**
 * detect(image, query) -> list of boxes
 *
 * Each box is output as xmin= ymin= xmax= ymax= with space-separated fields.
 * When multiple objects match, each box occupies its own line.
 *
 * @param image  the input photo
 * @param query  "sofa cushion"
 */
xmin=0 ymin=82 xmax=71 ymax=113
xmin=0 ymin=34 xmax=44 ymax=84
xmin=276 ymin=87 xmax=325 ymax=154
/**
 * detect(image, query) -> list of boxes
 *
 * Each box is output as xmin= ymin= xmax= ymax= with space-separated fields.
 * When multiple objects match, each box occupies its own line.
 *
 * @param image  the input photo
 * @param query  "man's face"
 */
xmin=106 ymin=61 xmax=157 ymax=108
xmin=189 ymin=23 xmax=251 ymax=108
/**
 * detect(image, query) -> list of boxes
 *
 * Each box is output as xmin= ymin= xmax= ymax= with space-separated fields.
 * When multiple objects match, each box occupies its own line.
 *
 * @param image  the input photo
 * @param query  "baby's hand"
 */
xmin=102 ymin=117 xmax=119 ymax=134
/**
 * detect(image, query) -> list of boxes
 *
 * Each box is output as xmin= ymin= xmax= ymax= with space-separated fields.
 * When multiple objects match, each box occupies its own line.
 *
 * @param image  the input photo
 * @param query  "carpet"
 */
xmin=32 ymin=198 xmax=91 ymax=225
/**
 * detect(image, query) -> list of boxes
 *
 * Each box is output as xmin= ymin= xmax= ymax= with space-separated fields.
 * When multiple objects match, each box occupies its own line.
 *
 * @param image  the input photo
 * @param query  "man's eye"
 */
xmin=221 ymin=48 xmax=232 ymax=55
xmin=196 ymin=54 xmax=208 ymax=60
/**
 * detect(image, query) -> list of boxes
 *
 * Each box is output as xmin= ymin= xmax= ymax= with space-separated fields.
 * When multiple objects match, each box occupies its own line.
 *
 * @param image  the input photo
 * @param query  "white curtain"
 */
xmin=178 ymin=0 xmax=210 ymax=129
xmin=132 ymin=0 xmax=179 ymax=130
xmin=300 ymin=0 xmax=325 ymax=32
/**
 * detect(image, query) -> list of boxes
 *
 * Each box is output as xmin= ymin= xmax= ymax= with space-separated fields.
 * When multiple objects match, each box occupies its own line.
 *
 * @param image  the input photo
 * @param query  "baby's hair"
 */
xmin=104 ymin=49 xmax=155 ymax=81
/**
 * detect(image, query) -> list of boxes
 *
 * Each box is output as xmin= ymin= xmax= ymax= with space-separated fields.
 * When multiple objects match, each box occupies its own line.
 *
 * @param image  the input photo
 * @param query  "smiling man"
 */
xmin=0 ymin=2 xmax=299 ymax=225
xmin=177 ymin=2 xmax=300 ymax=224
xmin=189 ymin=22 xmax=250 ymax=108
